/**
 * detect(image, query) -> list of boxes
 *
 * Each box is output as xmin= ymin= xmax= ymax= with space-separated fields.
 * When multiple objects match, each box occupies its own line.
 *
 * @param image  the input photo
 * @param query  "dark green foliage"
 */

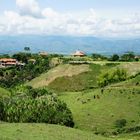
xmin=110 ymin=54 xmax=120 ymax=61
xmin=98 ymin=68 xmax=127 ymax=87
xmin=92 ymin=53 xmax=107 ymax=60
xmin=105 ymin=63 xmax=120 ymax=67
xmin=0 ymin=53 xmax=50 ymax=88
xmin=0 ymin=94 xmax=74 ymax=127
xmin=115 ymin=119 xmax=127 ymax=128
xmin=120 ymin=52 xmax=135 ymax=62
xmin=13 ymin=53 xmax=31 ymax=63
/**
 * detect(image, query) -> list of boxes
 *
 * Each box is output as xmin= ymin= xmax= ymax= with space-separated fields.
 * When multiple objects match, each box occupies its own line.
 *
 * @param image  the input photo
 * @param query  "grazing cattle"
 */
xmin=87 ymin=98 xmax=91 ymax=101
xmin=97 ymin=95 xmax=100 ymax=99
xmin=101 ymin=88 xmax=104 ymax=94
xmin=81 ymin=100 xmax=87 ymax=104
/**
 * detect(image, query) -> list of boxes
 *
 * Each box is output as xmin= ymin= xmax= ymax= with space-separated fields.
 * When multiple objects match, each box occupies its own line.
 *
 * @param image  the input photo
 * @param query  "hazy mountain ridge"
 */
xmin=0 ymin=35 xmax=140 ymax=55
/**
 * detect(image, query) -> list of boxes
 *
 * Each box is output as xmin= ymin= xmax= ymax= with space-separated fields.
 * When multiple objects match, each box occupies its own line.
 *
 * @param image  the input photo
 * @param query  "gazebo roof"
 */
xmin=73 ymin=50 xmax=86 ymax=56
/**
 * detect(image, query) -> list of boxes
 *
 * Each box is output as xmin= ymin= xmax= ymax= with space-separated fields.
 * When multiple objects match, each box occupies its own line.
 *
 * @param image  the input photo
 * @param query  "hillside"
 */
xmin=118 ymin=62 xmax=140 ymax=76
xmin=3 ymin=62 xmax=140 ymax=139
xmin=0 ymin=123 xmax=140 ymax=140
xmin=27 ymin=63 xmax=119 ymax=91
xmin=27 ymin=62 xmax=140 ymax=92
xmin=59 ymin=87 xmax=140 ymax=133
xmin=0 ymin=123 xmax=109 ymax=140
xmin=27 ymin=64 xmax=90 ymax=89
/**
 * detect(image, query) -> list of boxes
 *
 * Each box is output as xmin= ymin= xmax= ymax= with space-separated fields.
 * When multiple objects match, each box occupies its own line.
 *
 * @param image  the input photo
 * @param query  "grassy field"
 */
xmin=47 ymin=64 xmax=102 ymax=91
xmin=1 ymin=62 xmax=140 ymax=140
xmin=45 ymin=63 xmax=119 ymax=92
xmin=27 ymin=64 xmax=90 ymax=88
xmin=118 ymin=62 xmax=140 ymax=76
xmin=0 ymin=123 xmax=110 ymax=140
xmin=59 ymin=87 xmax=140 ymax=134
xmin=0 ymin=123 xmax=140 ymax=140
xmin=110 ymin=74 xmax=140 ymax=88
xmin=27 ymin=62 xmax=140 ymax=92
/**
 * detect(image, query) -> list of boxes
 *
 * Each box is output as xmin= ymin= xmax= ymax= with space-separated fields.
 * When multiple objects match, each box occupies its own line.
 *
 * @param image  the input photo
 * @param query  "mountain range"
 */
xmin=0 ymin=35 xmax=140 ymax=55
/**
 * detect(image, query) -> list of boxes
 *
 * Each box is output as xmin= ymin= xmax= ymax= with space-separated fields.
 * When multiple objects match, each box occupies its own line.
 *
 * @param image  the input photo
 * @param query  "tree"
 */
xmin=13 ymin=53 xmax=31 ymax=63
xmin=92 ymin=53 xmax=107 ymax=60
xmin=121 ymin=52 xmax=135 ymax=61
xmin=24 ymin=47 xmax=31 ymax=52
xmin=110 ymin=54 xmax=119 ymax=61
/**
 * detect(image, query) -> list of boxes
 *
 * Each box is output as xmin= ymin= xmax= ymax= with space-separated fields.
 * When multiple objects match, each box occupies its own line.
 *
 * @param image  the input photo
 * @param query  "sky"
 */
xmin=0 ymin=0 xmax=140 ymax=37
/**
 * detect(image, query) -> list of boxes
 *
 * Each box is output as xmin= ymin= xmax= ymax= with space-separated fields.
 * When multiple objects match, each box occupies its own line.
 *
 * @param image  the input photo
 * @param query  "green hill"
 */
xmin=27 ymin=63 xmax=118 ymax=91
xmin=0 ymin=123 xmax=140 ymax=140
xmin=27 ymin=64 xmax=90 ymax=89
xmin=27 ymin=62 xmax=140 ymax=92
xmin=118 ymin=62 xmax=140 ymax=76
xmin=23 ymin=62 xmax=140 ymax=139
xmin=0 ymin=123 xmax=109 ymax=140
xmin=59 ymin=88 xmax=140 ymax=134
xmin=110 ymin=74 xmax=140 ymax=88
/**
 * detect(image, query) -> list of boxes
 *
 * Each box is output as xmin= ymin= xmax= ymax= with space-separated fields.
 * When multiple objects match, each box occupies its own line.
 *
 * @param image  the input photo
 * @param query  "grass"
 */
xmin=0 ymin=123 xmax=140 ymax=140
xmin=59 ymin=87 xmax=140 ymax=134
xmin=27 ymin=62 xmax=140 ymax=92
xmin=27 ymin=64 xmax=90 ymax=88
xmin=48 ymin=64 xmax=118 ymax=92
xmin=110 ymin=74 xmax=140 ymax=88
xmin=118 ymin=62 xmax=140 ymax=76
xmin=0 ymin=123 xmax=109 ymax=140
xmin=2 ymin=62 xmax=140 ymax=140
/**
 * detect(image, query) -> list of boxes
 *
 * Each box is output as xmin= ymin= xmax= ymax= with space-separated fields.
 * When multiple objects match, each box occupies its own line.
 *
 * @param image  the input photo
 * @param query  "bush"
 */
xmin=115 ymin=119 xmax=127 ymax=128
xmin=110 ymin=54 xmax=120 ymax=61
xmin=98 ymin=68 xmax=127 ymax=87
xmin=0 ymin=94 xmax=74 ymax=127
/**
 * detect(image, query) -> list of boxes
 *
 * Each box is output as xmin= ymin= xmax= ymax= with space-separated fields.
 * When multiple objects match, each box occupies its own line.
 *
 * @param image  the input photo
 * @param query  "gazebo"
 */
xmin=72 ymin=50 xmax=86 ymax=57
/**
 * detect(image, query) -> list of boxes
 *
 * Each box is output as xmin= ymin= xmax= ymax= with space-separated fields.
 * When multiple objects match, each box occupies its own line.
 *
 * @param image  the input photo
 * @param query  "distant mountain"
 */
xmin=0 ymin=35 xmax=140 ymax=55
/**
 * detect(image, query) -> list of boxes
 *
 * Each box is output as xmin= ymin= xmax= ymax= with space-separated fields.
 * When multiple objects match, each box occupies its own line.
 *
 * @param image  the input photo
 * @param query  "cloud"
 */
xmin=0 ymin=0 xmax=140 ymax=37
xmin=42 ymin=8 xmax=59 ymax=18
xmin=16 ymin=0 xmax=41 ymax=17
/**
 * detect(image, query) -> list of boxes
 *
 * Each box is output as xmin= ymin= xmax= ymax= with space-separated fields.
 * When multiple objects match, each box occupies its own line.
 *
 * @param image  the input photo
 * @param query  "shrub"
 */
xmin=115 ymin=119 xmax=127 ymax=128
xmin=98 ymin=68 xmax=127 ymax=87
xmin=110 ymin=54 xmax=120 ymax=61
xmin=0 ymin=94 xmax=74 ymax=127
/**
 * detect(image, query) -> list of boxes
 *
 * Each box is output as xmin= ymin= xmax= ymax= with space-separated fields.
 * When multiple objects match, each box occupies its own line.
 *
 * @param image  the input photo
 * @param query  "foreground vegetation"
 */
xmin=0 ymin=87 xmax=74 ymax=127
xmin=0 ymin=123 xmax=111 ymax=140
xmin=0 ymin=52 xmax=140 ymax=139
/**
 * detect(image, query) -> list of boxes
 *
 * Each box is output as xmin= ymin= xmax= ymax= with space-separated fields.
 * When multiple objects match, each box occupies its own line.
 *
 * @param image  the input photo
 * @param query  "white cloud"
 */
xmin=42 ymin=8 xmax=59 ymax=18
xmin=0 ymin=0 xmax=140 ymax=37
xmin=16 ymin=0 xmax=41 ymax=17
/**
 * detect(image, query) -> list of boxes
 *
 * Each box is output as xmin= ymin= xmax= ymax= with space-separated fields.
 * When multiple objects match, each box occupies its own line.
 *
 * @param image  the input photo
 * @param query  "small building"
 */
xmin=28 ymin=59 xmax=36 ymax=64
xmin=72 ymin=50 xmax=86 ymax=57
xmin=0 ymin=58 xmax=25 ymax=67
xmin=0 ymin=58 xmax=17 ymax=67
xmin=135 ymin=55 xmax=140 ymax=59
xmin=39 ymin=52 xmax=48 ymax=56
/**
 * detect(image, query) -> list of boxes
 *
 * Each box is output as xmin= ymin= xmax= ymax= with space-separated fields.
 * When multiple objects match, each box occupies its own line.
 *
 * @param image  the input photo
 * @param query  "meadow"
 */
xmin=0 ymin=54 xmax=140 ymax=140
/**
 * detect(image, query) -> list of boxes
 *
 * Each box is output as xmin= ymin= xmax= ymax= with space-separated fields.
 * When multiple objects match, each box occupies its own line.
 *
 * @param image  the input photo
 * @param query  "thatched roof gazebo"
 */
xmin=72 ymin=50 xmax=86 ymax=57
